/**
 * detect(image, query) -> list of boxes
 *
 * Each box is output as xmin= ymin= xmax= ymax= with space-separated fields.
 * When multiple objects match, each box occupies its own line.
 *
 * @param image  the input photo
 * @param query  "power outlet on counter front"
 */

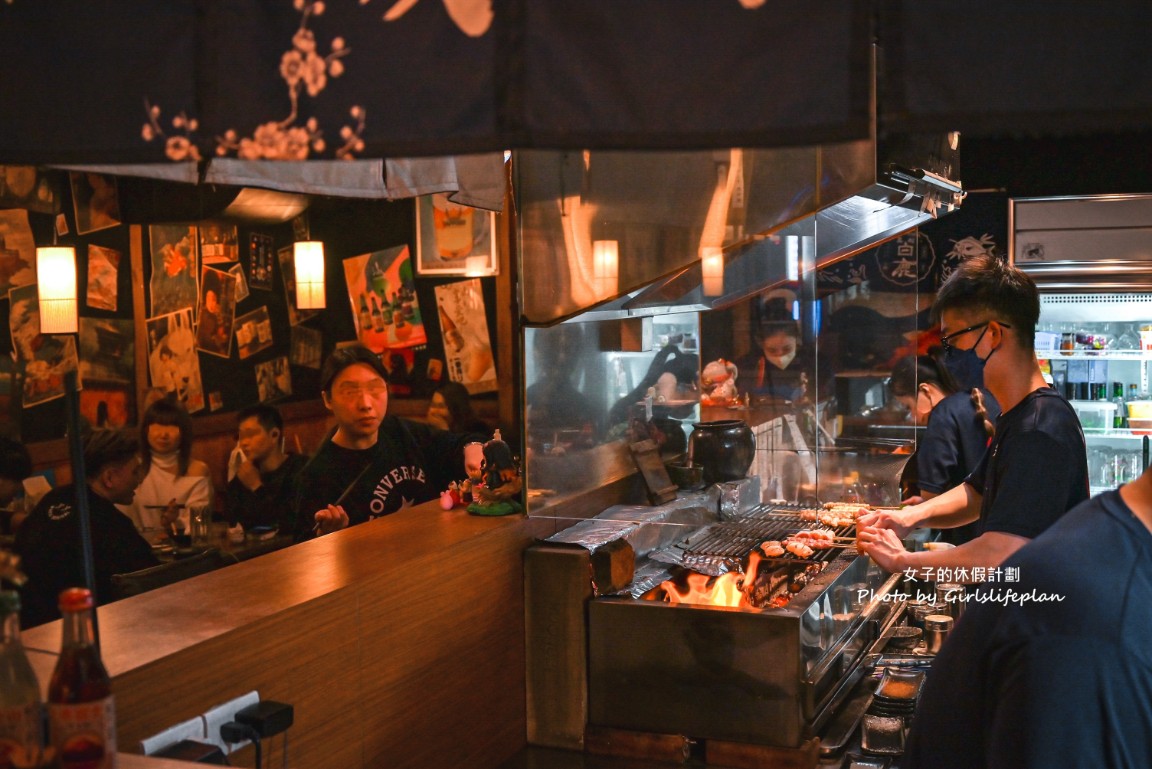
xmin=202 ymin=690 xmax=261 ymax=755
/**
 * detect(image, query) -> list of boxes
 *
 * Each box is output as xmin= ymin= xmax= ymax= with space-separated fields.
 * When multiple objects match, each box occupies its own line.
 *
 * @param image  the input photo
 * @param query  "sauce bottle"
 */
xmin=47 ymin=588 xmax=115 ymax=769
xmin=0 ymin=590 xmax=45 ymax=768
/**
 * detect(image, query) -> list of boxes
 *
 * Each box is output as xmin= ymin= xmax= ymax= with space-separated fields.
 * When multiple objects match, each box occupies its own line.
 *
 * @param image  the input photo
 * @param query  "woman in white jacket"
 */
xmin=119 ymin=397 xmax=213 ymax=540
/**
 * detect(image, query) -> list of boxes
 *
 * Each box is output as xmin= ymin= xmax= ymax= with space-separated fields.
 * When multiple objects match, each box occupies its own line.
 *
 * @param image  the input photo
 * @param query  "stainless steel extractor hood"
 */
xmin=516 ymin=134 xmax=963 ymax=325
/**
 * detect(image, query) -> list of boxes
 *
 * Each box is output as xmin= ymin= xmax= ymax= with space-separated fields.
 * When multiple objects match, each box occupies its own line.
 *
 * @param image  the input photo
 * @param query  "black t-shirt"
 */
xmin=966 ymin=387 xmax=1088 ymax=539
xmin=903 ymin=489 xmax=1152 ymax=769
xmin=293 ymin=416 xmax=470 ymax=541
xmin=918 ymin=388 xmax=1000 ymax=544
xmin=225 ymin=452 xmax=310 ymax=533
xmin=14 ymin=483 xmax=158 ymax=627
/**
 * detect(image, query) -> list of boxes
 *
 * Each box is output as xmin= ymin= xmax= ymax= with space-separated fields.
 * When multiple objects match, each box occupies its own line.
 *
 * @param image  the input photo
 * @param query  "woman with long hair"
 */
xmin=889 ymin=347 xmax=1000 ymax=546
xmin=119 ymin=396 xmax=213 ymax=540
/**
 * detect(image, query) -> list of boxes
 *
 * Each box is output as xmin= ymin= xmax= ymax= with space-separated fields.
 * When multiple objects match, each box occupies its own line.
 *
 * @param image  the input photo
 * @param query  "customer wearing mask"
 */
xmin=888 ymin=348 xmax=999 ymax=546
xmin=736 ymin=320 xmax=810 ymax=404
xmin=858 ymin=253 xmax=1089 ymax=574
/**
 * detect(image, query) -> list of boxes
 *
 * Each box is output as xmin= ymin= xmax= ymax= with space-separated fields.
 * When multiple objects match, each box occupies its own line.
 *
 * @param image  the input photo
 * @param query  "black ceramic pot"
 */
xmin=688 ymin=419 xmax=755 ymax=484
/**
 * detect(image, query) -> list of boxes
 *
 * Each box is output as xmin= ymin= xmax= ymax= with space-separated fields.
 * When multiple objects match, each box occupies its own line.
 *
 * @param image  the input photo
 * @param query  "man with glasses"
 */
xmin=858 ymin=253 xmax=1089 ymax=575
xmin=293 ymin=345 xmax=483 ymax=540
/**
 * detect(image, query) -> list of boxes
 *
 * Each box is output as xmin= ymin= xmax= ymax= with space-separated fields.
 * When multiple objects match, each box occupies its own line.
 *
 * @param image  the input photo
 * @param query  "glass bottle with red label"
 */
xmin=47 ymin=588 xmax=115 ymax=769
xmin=0 ymin=589 xmax=45 ymax=768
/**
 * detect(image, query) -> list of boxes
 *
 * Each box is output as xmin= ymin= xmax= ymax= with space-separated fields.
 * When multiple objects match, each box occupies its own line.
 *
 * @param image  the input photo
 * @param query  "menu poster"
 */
xmin=8 ymin=283 xmax=81 ymax=407
xmin=145 ymin=308 xmax=205 ymax=413
xmin=234 ymin=306 xmax=274 ymax=361
xmin=415 ymin=193 xmax=498 ymax=277
xmin=78 ymin=317 xmax=136 ymax=429
xmin=247 ymin=233 xmax=275 ymax=291
xmin=290 ymin=325 xmax=322 ymax=369
xmin=0 ymin=208 xmax=36 ymax=296
xmin=86 ymin=244 xmax=121 ymax=312
xmin=255 ymin=356 xmax=292 ymax=403
xmin=342 ymin=245 xmax=426 ymax=354
xmin=148 ymin=224 xmax=199 ymax=321
xmin=433 ymin=278 xmax=496 ymax=394
xmin=199 ymin=220 xmax=239 ymax=263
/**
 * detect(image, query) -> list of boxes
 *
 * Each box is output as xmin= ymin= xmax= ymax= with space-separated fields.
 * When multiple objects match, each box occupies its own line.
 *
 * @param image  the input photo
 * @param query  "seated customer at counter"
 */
xmin=858 ymin=253 xmax=1088 ymax=573
xmin=294 ymin=345 xmax=481 ymax=540
xmin=903 ymin=459 xmax=1152 ymax=769
xmin=225 ymin=404 xmax=308 ymax=536
xmin=15 ymin=428 xmax=157 ymax=627
xmin=119 ymin=397 xmax=214 ymax=539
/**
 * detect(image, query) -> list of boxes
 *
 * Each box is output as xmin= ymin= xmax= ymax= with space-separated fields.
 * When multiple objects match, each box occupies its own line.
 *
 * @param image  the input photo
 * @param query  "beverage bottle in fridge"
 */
xmin=0 ymin=590 xmax=45 ymax=768
xmin=47 ymin=588 xmax=115 ymax=769
xmin=1113 ymin=383 xmax=1128 ymax=430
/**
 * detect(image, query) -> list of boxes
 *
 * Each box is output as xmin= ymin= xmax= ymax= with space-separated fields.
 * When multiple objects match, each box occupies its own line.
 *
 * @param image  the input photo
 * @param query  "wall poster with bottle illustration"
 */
xmin=433 ymin=279 xmax=497 ymax=394
xmin=343 ymin=244 xmax=427 ymax=355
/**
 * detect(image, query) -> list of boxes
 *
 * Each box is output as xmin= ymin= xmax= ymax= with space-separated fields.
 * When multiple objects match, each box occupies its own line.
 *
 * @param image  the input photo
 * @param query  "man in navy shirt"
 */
xmin=903 ymin=462 xmax=1152 ymax=769
xmin=859 ymin=253 xmax=1089 ymax=574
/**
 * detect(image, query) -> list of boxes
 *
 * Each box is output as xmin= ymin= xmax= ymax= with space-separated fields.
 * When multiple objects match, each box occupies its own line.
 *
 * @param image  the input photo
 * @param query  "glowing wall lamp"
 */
xmin=593 ymin=239 xmax=619 ymax=292
xmin=36 ymin=246 xmax=78 ymax=333
xmin=293 ymin=241 xmax=326 ymax=309
xmin=701 ymin=246 xmax=724 ymax=297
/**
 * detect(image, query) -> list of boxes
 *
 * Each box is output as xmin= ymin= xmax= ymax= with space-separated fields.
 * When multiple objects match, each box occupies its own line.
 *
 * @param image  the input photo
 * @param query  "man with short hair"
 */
xmin=858 ymin=253 xmax=1089 ymax=573
xmin=293 ymin=345 xmax=481 ymax=541
xmin=225 ymin=404 xmax=308 ymax=535
xmin=14 ymin=429 xmax=157 ymax=627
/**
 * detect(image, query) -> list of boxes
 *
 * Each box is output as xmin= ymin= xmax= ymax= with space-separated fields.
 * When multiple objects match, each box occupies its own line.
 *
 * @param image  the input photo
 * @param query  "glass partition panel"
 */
xmin=524 ymin=313 xmax=701 ymax=516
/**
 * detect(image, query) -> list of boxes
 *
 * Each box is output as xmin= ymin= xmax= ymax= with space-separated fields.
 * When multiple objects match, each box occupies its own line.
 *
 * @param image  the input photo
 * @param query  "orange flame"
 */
xmin=661 ymin=551 xmax=764 ymax=609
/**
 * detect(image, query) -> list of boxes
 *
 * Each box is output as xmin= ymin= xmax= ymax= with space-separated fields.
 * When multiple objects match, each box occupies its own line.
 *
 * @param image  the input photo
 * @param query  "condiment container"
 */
xmin=923 ymin=614 xmax=954 ymax=654
xmin=935 ymin=582 xmax=966 ymax=619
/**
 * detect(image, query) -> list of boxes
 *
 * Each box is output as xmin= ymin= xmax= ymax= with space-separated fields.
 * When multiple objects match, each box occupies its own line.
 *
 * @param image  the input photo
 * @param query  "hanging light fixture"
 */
xmin=593 ymin=239 xmax=619 ymax=292
xmin=36 ymin=246 xmax=78 ymax=333
xmin=701 ymin=246 xmax=724 ymax=297
xmin=293 ymin=241 xmax=326 ymax=309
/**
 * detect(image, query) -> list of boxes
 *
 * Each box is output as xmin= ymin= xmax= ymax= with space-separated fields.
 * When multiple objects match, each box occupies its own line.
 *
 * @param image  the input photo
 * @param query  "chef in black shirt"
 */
xmin=858 ymin=254 xmax=1089 ymax=575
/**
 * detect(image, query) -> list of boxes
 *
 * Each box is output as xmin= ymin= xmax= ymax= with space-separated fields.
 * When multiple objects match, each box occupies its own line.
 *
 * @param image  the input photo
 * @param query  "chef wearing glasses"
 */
xmin=858 ymin=253 xmax=1089 ymax=576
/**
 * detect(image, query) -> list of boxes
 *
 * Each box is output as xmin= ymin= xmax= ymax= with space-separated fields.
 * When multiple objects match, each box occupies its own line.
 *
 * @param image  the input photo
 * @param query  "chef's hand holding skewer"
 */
xmin=856 ymin=524 xmax=909 ymax=572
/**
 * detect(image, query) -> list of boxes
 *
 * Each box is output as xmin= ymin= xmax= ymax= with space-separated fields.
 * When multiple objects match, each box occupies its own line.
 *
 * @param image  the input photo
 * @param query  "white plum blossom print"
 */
xmin=142 ymin=0 xmax=364 ymax=161
xmin=141 ymin=101 xmax=203 ymax=162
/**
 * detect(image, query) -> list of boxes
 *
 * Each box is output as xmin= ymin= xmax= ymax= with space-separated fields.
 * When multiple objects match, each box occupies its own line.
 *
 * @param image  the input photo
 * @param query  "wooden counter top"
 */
xmin=26 ymin=501 xmax=563 ymax=769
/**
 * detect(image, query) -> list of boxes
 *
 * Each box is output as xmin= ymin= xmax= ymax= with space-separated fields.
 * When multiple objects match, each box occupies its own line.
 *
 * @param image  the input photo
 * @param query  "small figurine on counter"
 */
xmin=701 ymin=358 xmax=740 ymax=406
xmin=467 ymin=430 xmax=524 ymax=516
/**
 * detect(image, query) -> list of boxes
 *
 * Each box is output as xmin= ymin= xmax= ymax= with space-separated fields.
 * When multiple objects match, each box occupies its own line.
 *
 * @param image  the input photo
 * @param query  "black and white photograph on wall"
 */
xmin=278 ymin=245 xmax=319 ymax=327
xmin=195 ymin=265 xmax=237 ymax=358
xmin=247 ymin=232 xmax=275 ymax=291
xmin=145 ymin=308 xmax=205 ymax=413
xmin=255 ymin=356 xmax=292 ymax=403
xmin=0 ymin=165 xmax=57 ymax=214
xmin=434 ymin=278 xmax=497 ymax=394
xmin=198 ymin=220 xmax=239 ymax=263
xmin=229 ymin=262 xmax=249 ymax=301
xmin=69 ymin=171 xmax=121 ymax=234
xmin=8 ymin=283 xmax=81 ymax=407
xmin=78 ymin=318 xmax=136 ymax=429
xmin=86 ymin=244 xmax=121 ymax=312
xmin=234 ymin=306 xmax=274 ymax=361
xmin=415 ymin=193 xmax=499 ymax=276
xmin=149 ymin=224 xmax=199 ymax=320
xmin=289 ymin=325 xmax=322 ymax=369
xmin=0 ymin=208 xmax=36 ymax=296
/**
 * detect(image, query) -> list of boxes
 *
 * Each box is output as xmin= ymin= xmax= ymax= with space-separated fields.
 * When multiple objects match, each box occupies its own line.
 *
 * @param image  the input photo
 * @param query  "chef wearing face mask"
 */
xmin=736 ymin=320 xmax=810 ymax=404
xmin=858 ymin=254 xmax=1089 ymax=577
